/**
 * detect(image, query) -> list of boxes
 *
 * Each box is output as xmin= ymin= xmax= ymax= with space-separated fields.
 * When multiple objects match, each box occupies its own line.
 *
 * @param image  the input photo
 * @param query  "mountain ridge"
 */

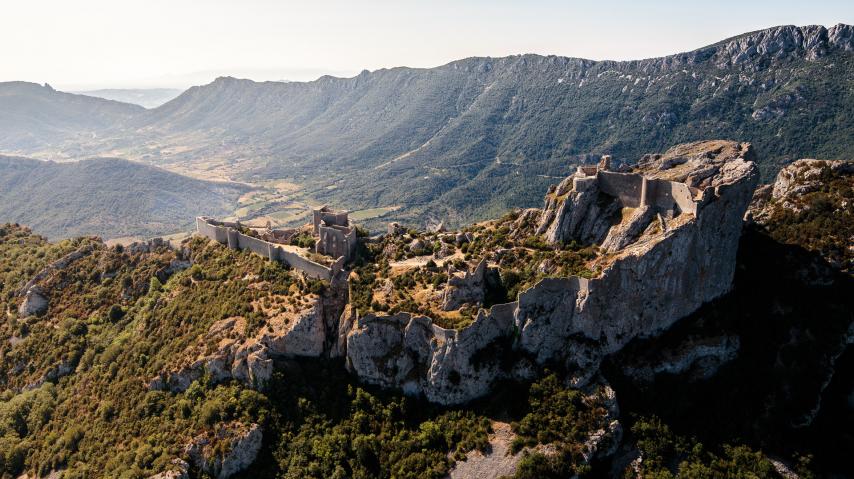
xmin=0 ymin=82 xmax=143 ymax=152
xmin=1 ymin=23 xmax=852 ymax=229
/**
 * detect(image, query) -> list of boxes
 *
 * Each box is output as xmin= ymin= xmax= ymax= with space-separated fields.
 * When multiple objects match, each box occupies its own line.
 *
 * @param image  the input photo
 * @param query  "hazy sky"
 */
xmin=1 ymin=0 xmax=852 ymax=90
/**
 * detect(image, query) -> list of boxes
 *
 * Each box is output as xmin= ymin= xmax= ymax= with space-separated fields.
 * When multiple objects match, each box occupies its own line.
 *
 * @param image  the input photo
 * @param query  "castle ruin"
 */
xmin=347 ymin=142 xmax=760 ymax=404
xmin=313 ymin=206 xmax=357 ymax=262
xmin=196 ymin=206 xmax=358 ymax=280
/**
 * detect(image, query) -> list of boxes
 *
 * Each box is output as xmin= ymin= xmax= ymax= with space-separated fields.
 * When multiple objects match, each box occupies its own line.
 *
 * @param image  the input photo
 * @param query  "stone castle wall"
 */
xmin=597 ymin=171 xmax=644 ymax=207
xmin=317 ymin=224 xmax=357 ymax=261
xmin=597 ymin=170 xmax=699 ymax=215
xmin=196 ymin=217 xmax=334 ymax=280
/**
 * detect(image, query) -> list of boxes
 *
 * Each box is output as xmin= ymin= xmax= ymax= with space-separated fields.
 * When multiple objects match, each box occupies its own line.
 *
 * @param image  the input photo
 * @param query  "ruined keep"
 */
xmin=313 ymin=206 xmax=357 ymax=263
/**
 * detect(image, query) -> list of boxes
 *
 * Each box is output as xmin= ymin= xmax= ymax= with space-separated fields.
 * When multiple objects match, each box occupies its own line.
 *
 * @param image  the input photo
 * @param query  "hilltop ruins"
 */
xmin=191 ymin=140 xmax=758 ymax=405
xmin=196 ymin=205 xmax=357 ymax=281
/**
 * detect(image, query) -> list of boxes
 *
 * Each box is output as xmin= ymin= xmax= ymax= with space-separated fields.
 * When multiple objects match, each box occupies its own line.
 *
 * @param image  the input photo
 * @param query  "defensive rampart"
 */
xmin=596 ymin=170 xmax=702 ymax=215
xmin=196 ymin=217 xmax=336 ymax=280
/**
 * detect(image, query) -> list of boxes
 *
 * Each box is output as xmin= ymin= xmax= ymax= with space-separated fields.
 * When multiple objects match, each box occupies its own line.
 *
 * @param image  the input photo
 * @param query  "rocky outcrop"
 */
xmin=148 ymin=459 xmax=189 ymax=479
xmin=753 ymin=159 xmax=854 ymax=215
xmin=749 ymin=158 xmax=853 ymax=273
xmin=442 ymin=259 xmax=488 ymax=311
xmin=713 ymin=24 xmax=854 ymax=68
xmin=18 ymin=285 xmax=48 ymax=317
xmin=346 ymin=141 xmax=758 ymax=404
xmin=599 ymin=205 xmax=655 ymax=253
xmin=620 ymin=335 xmax=740 ymax=383
xmin=15 ymin=243 xmax=98 ymax=317
xmin=184 ymin=422 xmax=262 ymax=479
xmin=538 ymin=175 xmax=621 ymax=245
xmin=346 ymin=304 xmax=521 ymax=404
xmin=150 ymin=273 xmax=349 ymax=392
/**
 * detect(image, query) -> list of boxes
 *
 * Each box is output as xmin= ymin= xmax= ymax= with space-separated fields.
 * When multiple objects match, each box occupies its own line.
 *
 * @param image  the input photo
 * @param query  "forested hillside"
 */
xmin=0 ymin=156 xmax=247 ymax=239
xmin=0 ymin=156 xmax=851 ymax=477
xmin=0 ymin=227 xmax=801 ymax=478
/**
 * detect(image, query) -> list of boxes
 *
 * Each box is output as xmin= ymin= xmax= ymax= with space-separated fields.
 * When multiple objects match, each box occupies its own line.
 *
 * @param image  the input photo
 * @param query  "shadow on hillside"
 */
xmin=601 ymin=226 xmax=854 ymax=476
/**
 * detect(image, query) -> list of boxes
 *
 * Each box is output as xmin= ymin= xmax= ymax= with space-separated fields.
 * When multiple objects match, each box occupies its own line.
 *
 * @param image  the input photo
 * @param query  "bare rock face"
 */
xmin=184 ymin=422 xmax=262 ymax=479
xmin=713 ymin=24 xmax=854 ymax=68
xmin=18 ymin=285 xmax=48 ymax=317
xmin=346 ymin=304 xmax=519 ymax=404
xmin=346 ymin=141 xmax=758 ymax=404
xmin=149 ymin=274 xmax=349 ymax=392
xmin=538 ymin=173 xmax=620 ymax=245
xmin=599 ymin=205 xmax=655 ymax=253
xmin=442 ymin=259 xmax=487 ymax=311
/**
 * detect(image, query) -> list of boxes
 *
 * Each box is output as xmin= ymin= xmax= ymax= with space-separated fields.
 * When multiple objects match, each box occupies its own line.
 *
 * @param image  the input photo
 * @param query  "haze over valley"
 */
xmin=2 ymin=24 xmax=853 ymax=240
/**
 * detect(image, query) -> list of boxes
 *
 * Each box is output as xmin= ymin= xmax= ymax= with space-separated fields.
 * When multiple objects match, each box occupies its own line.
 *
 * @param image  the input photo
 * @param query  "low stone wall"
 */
xmin=196 ymin=217 xmax=334 ymax=280
xmin=279 ymin=248 xmax=335 ymax=280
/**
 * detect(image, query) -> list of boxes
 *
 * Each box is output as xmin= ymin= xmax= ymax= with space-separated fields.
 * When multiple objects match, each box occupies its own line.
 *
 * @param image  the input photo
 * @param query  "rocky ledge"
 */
xmin=344 ymin=140 xmax=759 ymax=405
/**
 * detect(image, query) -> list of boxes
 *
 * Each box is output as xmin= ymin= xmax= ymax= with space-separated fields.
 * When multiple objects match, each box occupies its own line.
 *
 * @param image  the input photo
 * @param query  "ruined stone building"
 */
xmin=313 ymin=206 xmax=357 ymax=262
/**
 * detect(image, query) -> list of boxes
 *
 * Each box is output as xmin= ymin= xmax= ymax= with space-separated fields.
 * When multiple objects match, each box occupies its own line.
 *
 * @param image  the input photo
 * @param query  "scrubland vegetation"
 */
xmin=349 ymin=211 xmax=599 ymax=330
xmin=759 ymin=165 xmax=853 ymax=273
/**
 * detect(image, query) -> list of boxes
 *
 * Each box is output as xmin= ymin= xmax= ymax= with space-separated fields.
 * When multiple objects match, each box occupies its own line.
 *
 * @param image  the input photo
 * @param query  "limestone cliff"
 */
xmin=345 ymin=141 xmax=758 ymax=404
xmin=149 ymin=272 xmax=349 ymax=393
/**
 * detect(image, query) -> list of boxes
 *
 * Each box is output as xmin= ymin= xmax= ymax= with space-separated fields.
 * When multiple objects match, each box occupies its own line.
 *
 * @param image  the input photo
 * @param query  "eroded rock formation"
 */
xmin=345 ymin=140 xmax=759 ymax=404
xmin=184 ymin=422 xmax=262 ymax=479
xmin=149 ymin=273 xmax=349 ymax=393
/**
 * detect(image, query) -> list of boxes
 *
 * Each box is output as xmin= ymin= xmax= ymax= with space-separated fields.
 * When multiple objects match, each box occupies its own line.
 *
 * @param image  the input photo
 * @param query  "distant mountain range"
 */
xmin=0 ymin=156 xmax=247 ymax=239
xmin=0 ymin=23 xmax=852 ymax=228
xmin=0 ymin=82 xmax=142 ymax=153
xmin=73 ymin=88 xmax=183 ymax=109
